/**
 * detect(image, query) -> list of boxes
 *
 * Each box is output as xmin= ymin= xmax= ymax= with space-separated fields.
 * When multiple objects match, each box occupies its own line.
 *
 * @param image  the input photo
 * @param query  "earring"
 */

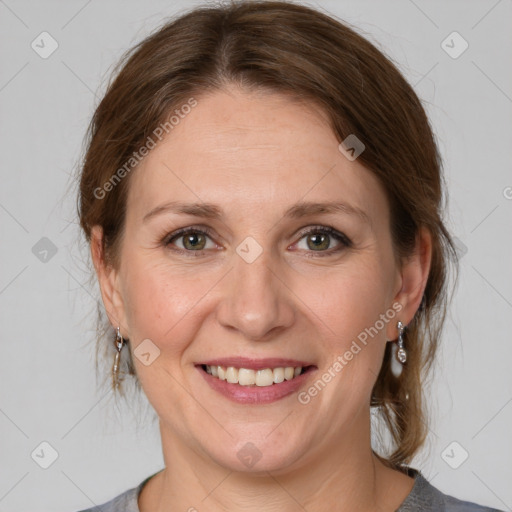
xmin=396 ymin=321 xmax=407 ymax=364
xmin=112 ymin=326 xmax=126 ymax=390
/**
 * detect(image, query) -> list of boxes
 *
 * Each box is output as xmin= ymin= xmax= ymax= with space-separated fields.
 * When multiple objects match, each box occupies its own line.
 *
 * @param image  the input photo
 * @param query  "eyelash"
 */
xmin=162 ymin=225 xmax=352 ymax=258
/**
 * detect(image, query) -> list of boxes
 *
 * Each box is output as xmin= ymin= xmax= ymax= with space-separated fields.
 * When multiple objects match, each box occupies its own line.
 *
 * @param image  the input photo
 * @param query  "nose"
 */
xmin=215 ymin=246 xmax=295 ymax=341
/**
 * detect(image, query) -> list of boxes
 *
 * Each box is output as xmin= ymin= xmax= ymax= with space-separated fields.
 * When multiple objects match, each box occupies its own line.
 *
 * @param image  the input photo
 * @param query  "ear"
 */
xmin=386 ymin=226 xmax=432 ymax=340
xmin=90 ymin=225 xmax=128 ymax=335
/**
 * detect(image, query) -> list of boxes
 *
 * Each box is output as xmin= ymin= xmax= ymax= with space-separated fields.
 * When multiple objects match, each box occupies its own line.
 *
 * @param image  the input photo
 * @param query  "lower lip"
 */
xmin=196 ymin=366 xmax=315 ymax=404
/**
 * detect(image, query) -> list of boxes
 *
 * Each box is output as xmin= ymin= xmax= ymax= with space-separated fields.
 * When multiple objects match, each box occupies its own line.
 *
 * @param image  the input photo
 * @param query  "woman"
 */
xmin=75 ymin=1 xmax=503 ymax=510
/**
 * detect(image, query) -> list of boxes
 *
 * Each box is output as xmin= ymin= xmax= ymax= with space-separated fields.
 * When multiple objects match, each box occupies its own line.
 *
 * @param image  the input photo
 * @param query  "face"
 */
xmin=96 ymin=86 xmax=416 ymax=474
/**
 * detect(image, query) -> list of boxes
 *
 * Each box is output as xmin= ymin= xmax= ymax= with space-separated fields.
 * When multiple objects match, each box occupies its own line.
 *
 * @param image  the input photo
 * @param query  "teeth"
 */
xmin=256 ymin=369 xmax=274 ymax=386
xmin=273 ymin=367 xmax=285 ymax=383
xmin=226 ymin=367 xmax=238 ymax=384
xmin=238 ymin=368 xmax=255 ymax=386
xmin=204 ymin=365 xmax=305 ymax=387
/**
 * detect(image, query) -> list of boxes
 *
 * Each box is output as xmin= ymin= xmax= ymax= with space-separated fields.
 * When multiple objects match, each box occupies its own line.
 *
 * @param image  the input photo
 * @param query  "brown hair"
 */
xmin=77 ymin=0 xmax=458 ymax=468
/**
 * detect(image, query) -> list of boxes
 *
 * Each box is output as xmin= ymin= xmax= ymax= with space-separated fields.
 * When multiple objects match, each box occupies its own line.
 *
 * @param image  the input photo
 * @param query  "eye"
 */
xmin=163 ymin=225 xmax=352 ymax=257
xmin=164 ymin=226 xmax=217 ymax=253
xmin=292 ymin=226 xmax=352 ymax=256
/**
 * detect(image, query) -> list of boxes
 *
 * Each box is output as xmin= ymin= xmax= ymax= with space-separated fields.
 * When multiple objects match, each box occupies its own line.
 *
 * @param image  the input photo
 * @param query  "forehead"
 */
xmin=126 ymin=88 xmax=388 ymax=225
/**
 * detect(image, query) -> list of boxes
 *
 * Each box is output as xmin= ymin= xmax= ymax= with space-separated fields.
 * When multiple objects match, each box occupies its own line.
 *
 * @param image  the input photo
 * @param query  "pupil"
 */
xmin=309 ymin=233 xmax=328 ymax=250
xmin=185 ymin=233 xmax=204 ymax=250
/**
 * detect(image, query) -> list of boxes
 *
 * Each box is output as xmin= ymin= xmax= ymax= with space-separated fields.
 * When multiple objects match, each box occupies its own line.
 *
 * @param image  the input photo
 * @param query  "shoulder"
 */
xmin=398 ymin=468 xmax=505 ymax=512
xmin=73 ymin=484 xmax=140 ymax=512
xmin=72 ymin=470 xmax=160 ymax=512
xmin=442 ymin=493 xmax=504 ymax=512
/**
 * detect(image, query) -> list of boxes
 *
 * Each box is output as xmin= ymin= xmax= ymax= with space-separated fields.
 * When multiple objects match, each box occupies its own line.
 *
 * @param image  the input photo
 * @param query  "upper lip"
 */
xmin=197 ymin=357 xmax=315 ymax=370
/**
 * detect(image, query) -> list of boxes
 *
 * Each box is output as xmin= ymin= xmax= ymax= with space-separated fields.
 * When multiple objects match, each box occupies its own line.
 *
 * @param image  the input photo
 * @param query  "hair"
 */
xmin=77 ymin=0 xmax=458 ymax=469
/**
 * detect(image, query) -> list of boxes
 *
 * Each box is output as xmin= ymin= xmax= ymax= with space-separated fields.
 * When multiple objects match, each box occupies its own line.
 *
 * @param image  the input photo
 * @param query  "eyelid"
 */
xmin=163 ymin=225 xmax=219 ymax=248
xmin=293 ymin=225 xmax=352 ymax=247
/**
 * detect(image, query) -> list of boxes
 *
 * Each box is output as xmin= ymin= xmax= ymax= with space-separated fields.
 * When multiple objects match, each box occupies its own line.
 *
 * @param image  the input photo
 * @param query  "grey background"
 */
xmin=0 ymin=0 xmax=511 ymax=510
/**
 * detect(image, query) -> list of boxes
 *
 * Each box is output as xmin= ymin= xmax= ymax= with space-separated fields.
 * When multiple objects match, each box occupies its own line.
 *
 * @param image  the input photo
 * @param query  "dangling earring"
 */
xmin=112 ymin=326 xmax=126 ymax=390
xmin=390 ymin=321 xmax=407 ymax=378
xmin=396 ymin=321 xmax=407 ymax=363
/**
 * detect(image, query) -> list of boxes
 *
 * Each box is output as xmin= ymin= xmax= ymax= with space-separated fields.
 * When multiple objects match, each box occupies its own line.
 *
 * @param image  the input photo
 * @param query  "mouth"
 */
xmin=199 ymin=364 xmax=314 ymax=386
xmin=195 ymin=358 xmax=317 ymax=404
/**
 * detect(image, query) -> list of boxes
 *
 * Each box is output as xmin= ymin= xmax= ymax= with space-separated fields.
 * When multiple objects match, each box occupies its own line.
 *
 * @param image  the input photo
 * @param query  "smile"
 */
xmin=202 ymin=364 xmax=308 ymax=386
xmin=196 ymin=358 xmax=316 ymax=404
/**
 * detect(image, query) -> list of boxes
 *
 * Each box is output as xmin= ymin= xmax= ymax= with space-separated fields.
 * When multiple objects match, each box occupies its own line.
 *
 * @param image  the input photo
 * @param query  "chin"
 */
xmin=203 ymin=432 xmax=311 ymax=474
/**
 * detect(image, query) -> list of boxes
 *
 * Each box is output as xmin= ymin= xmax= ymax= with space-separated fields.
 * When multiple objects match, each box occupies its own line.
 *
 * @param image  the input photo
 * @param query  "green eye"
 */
xmin=166 ymin=228 xmax=215 ymax=251
xmin=294 ymin=226 xmax=352 ymax=255
xmin=164 ymin=225 xmax=351 ymax=257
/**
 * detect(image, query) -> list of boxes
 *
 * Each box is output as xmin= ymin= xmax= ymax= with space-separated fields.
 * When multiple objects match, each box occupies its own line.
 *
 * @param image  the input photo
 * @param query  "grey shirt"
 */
xmin=75 ymin=467 xmax=504 ymax=511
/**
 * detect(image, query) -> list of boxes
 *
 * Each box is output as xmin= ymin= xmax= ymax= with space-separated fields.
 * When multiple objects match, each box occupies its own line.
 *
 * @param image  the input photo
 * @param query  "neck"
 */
xmin=142 ymin=412 xmax=412 ymax=512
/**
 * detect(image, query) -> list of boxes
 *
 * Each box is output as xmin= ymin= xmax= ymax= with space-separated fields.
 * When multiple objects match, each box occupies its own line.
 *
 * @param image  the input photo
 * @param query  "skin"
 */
xmin=91 ymin=85 xmax=432 ymax=512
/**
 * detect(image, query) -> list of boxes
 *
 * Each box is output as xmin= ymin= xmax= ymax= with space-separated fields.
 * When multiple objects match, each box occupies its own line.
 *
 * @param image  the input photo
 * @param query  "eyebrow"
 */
xmin=143 ymin=200 xmax=371 ymax=225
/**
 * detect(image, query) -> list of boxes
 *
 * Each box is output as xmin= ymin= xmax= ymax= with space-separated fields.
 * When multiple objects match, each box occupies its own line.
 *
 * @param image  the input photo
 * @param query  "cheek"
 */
xmin=120 ymin=259 xmax=208 ymax=411
xmin=311 ymin=264 xmax=391 ymax=338
xmin=120 ymin=257 xmax=208 ymax=355
xmin=304 ymin=259 xmax=393 ymax=392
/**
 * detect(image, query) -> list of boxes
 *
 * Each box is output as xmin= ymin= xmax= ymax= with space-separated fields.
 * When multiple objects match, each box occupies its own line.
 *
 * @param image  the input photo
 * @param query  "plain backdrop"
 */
xmin=0 ymin=1 xmax=511 ymax=511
